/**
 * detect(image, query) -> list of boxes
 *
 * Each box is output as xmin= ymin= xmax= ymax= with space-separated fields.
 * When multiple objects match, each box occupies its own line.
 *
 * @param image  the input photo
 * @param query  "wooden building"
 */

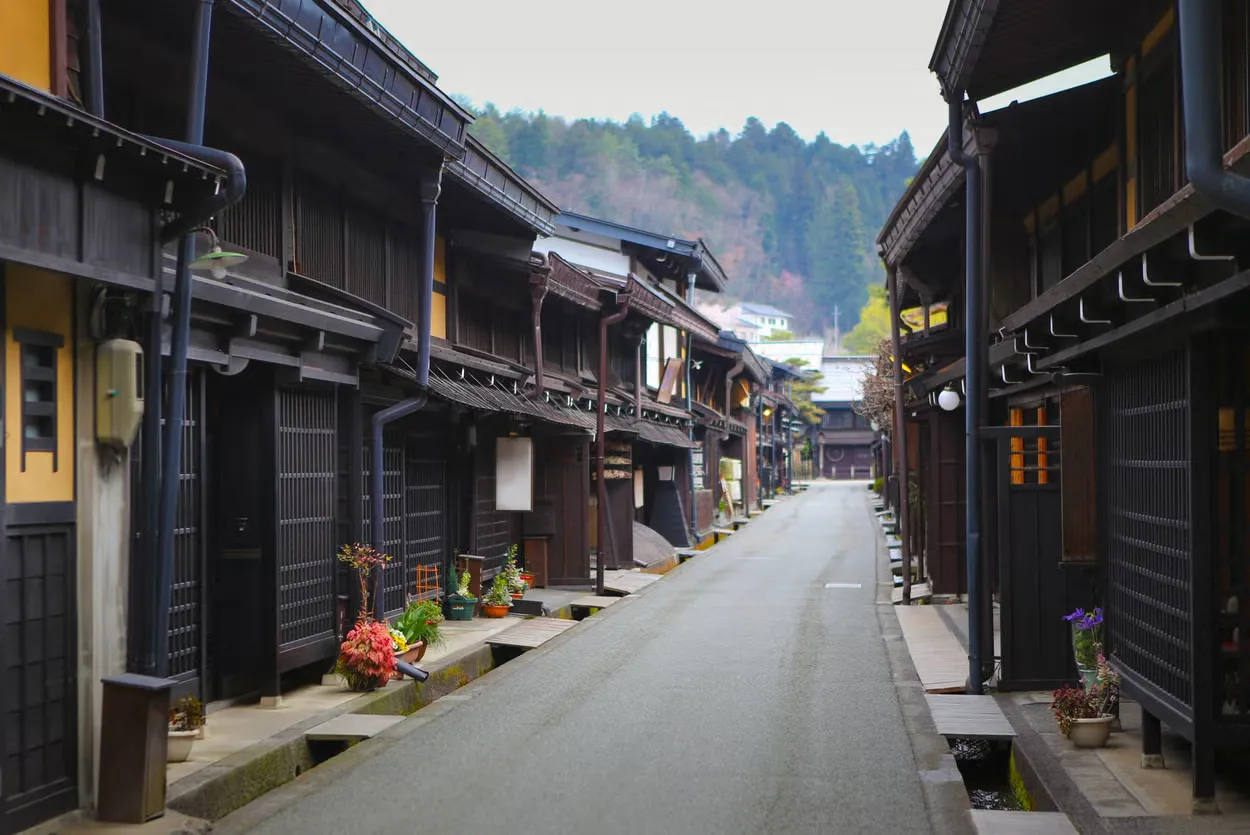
xmin=813 ymin=356 xmax=876 ymax=480
xmin=887 ymin=0 xmax=1250 ymax=808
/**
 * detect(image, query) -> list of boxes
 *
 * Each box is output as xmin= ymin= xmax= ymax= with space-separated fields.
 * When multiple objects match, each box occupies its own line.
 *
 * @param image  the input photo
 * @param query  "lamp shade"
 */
xmin=937 ymin=388 xmax=961 ymax=411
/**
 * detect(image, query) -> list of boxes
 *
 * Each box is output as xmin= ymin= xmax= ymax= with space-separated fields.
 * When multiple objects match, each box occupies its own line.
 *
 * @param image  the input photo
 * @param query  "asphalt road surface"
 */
xmin=223 ymin=482 xmax=933 ymax=834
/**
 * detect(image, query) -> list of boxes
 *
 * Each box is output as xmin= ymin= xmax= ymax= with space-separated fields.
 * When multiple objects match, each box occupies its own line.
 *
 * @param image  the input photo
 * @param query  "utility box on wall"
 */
xmin=496 ymin=436 xmax=534 ymax=511
xmin=96 ymin=338 xmax=144 ymax=448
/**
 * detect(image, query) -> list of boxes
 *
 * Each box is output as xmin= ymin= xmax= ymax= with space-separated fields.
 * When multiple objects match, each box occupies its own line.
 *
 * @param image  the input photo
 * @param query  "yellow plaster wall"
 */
xmin=0 ymin=1 xmax=52 ymax=92
xmin=432 ymin=235 xmax=447 ymax=339
xmin=6 ymin=265 xmax=75 ymax=503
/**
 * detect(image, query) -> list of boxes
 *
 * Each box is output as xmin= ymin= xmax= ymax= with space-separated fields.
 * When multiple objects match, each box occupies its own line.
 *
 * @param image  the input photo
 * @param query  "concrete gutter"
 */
xmin=167 ymin=641 xmax=498 ymax=822
xmin=871 ymin=495 xmax=975 ymax=835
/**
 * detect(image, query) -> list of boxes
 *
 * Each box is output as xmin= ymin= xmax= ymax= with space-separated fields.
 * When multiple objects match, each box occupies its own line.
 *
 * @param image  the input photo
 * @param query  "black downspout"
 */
xmin=1179 ymin=0 xmax=1250 ymax=219
xmin=948 ymin=94 xmax=986 ymax=695
xmin=369 ymin=166 xmax=441 ymax=619
xmin=85 ymin=0 xmax=105 ymax=118
xmin=596 ymin=291 xmax=631 ymax=596
xmin=153 ymin=0 xmax=257 ymax=678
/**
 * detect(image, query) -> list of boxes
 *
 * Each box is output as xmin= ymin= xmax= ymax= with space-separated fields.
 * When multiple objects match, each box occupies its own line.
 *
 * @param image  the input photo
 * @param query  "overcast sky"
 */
xmin=365 ymin=0 xmax=1110 ymax=155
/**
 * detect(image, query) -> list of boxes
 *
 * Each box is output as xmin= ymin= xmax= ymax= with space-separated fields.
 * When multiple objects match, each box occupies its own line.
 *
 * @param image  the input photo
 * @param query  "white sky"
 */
xmin=365 ymin=0 xmax=1111 ymax=155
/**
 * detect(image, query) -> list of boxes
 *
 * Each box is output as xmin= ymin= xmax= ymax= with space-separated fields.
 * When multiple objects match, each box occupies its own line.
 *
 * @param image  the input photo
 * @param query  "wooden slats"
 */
xmin=486 ymin=617 xmax=577 ymax=650
xmin=602 ymin=571 xmax=661 ymax=596
xmin=895 ymin=605 xmax=966 ymax=693
xmin=926 ymin=695 xmax=1016 ymax=740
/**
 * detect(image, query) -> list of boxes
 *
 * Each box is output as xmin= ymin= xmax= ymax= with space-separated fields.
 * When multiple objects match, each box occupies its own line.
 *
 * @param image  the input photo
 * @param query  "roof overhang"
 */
xmin=225 ymin=0 xmax=471 ymax=157
xmin=444 ymin=137 xmax=559 ymax=236
xmin=556 ymin=212 xmax=728 ymax=293
xmin=929 ymin=0 xmax=1146 ymax=102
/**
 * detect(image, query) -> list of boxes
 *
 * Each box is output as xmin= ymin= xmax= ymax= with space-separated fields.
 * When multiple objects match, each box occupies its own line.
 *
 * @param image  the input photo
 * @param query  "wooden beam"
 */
xmin=1001 ymin=134 xmax=1250 ymax=333
xmin=1038 ymin=269 xmax=1250 ymax=369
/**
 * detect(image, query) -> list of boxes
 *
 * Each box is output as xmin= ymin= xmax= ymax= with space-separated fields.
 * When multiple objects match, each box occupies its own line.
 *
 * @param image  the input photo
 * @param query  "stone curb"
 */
xmin=870 ymin=494 xmax=975 ymax=835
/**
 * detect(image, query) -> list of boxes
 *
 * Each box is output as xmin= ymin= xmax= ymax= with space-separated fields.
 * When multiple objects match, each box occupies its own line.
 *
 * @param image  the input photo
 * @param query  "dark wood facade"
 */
xmin=888 ymin=0 xmax=1250 ymax=806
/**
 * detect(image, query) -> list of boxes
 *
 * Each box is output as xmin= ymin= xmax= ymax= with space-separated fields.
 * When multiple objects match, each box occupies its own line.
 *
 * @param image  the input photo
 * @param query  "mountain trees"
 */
xmin=462 ymin=105 xmax=916 ymax=335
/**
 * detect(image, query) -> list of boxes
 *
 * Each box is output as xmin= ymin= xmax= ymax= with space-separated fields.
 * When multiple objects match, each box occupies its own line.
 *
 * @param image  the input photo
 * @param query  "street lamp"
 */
xmin=870 ymin=420 xmax=880 ymax=432
xmin=938 ymin=385 xmax=961 ymax=412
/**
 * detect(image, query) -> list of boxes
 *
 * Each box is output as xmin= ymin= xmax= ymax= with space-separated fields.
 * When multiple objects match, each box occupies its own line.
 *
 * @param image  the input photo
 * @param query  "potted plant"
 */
xmin=1051 ymin=658 xmax=1120 ymax=749
xmin=447 ymin=569 xmax=477 ymax=621
xmin=392 ymin=598 xmax=445 ymax=663
xmin=482 ymin=573 xmax=513 ymax=618
xmin=504 ymin=547 xmax=526 ymax=600
xmin=337 ymin=620 xmax=396 ymax=691
xmin=1063 ymin=606 xmax=1104 ymax=692
xmin=334 ymin=542 xmax=396 ymax=691
xmin=168 ymin=695 xmax=205 ymax=763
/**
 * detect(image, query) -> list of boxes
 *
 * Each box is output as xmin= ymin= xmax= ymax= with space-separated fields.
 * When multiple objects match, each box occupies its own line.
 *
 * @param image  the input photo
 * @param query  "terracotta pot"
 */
xmin=167 ymin=730 xmax=197 ymax=763
xmin=519 ymin=572 xmax=535 ymax=587
xmin=1069 ymin=715 xmax=1114 ymax=749
xmin=401 ymin=640 xmax=428 ymax=664
xmin=510 ymin=591 xmax=524 ymax=600
xmin=483 ymin=603 xmax=511 ymax=618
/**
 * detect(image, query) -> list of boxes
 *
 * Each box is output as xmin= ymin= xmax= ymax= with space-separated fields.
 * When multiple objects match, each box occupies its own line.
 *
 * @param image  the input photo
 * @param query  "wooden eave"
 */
xmin=225 ymin=0 xmax=470 ymax=157
xmin=543 ymin=253 xmax=606 ymax=310
xmin=445 ymin=137 xmax=559 ymax=236
xmin=878 ymin=125 xmax=972 ymax=267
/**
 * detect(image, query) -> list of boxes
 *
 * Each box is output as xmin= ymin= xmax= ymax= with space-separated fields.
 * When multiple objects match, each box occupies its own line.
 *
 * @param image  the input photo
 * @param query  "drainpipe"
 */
xmin=529 ymin=261 xmax=549 ymax=397
xmin=368 ymin=166 xmax=441 ymax=619
xmin=634 ymin=341 xmax=643 ymax=418
xmin=596 ymin=290 xmax=631 ymax=595
xmin=152 ymin=0 xmax=256 ymax=678
xmin=724 ymin=357 xmax=745 ymax=420
xmin=948 ymin=92 xmax=986 ymax=695
xmin=1179 ymin=0 xmax=1250 ymax=219
xmin=887 ymin=264 xmax=911 ymax=604
xmin=685 ymin=270 xmax=698 ymax=540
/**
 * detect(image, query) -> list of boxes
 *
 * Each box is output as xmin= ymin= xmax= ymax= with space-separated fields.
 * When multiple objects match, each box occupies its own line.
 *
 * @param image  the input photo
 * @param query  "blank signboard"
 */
xmin=496 ymin=436 xmax=534 ymax=511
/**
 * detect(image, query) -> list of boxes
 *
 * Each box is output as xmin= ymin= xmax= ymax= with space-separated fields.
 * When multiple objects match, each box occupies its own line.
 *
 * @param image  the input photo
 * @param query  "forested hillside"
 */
xmin=463 ymin=104 xmax=918 ymax=335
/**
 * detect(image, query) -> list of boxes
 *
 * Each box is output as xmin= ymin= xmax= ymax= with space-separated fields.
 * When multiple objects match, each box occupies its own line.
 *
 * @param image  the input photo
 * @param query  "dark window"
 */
xmin=1061 ymin=196 xmax=1090 ymax=277
xmin=1089 ymin=173 xmax=1120 ymax=256
xmin=217 ymin=165 xmax=282 ymax=260
xmin=1223 ymin=0 xmax=1250 ymax=150
xmin=295 ymin=176 xmax=344 ymax=287
xmin=1038 ymin=218 xmax=1064 ymax=292
xmin=14 ymin=328 xmax=63 ymax=470
xmin=1138 ymin=44 xmax=1178 ymax=216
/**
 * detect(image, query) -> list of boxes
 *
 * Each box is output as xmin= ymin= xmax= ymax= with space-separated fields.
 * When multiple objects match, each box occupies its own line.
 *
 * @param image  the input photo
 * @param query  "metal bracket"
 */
xmin=1140 ymin=252 xmax=1182 ymax=288
xmin=1118 ymin=271 xmax=1154 ymax=303
xmin=1050 ymin=315 xmax=1078 ymax=338
xmin=1022 ymin=328 xmax=1048 ymax=350
xmin=1188 ymin=224 xmax=1235 ymax=263
xmin=1026 ymin=353 xmax=1046 ymax=375
xmin=1079 ymin=297 xmax=1112 ymax=324
xmin=1001 ymin=365 xmax=1020 ymax=385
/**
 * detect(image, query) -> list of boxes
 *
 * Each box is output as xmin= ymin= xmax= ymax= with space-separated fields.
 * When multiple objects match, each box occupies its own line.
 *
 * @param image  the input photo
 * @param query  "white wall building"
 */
xmin=738 ymin=303 xmax=794 ymax=339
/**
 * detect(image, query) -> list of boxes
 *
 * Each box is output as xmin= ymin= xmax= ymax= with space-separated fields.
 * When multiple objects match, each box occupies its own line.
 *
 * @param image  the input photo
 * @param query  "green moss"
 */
xmin=1008 ymin=748 xmax=1034 ymax=812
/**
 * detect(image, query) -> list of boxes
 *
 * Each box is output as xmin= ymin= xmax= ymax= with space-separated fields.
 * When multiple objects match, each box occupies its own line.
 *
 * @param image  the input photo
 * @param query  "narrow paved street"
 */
xmin=221 ymin=483 xmax=933 ymax=834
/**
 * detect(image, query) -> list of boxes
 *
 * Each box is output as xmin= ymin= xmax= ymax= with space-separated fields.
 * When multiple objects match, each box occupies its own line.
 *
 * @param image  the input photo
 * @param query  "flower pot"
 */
xmin=1068 ymin=715 xmax=1114 ymax=749
xmin=391 ymin=640 xmax=428 ymax=679
xmin=447 ymin=595 xmax=476 ymax=621
xmin=167 ymin=730 xmax=198 ymax=763
xmin=519 ymin=572 xmax=535 ymax=588
xmin=510 ymin=591 xmax=524 ymax=600
xmin=343 ymin=672 xmax=390 ymax=692
xmin=482 ymin=603 xmax=511 ymax=618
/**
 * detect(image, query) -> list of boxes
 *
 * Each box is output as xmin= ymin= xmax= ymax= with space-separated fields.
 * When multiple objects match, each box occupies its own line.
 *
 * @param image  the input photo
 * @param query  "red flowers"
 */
xmin=337 ymin=620 xmax=396 ymax=691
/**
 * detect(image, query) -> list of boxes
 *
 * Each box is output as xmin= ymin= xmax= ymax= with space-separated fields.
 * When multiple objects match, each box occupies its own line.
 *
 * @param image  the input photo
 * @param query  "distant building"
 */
xmin=811 ymin=356 xmax=875 ymax=479
xmin=752 ymin=338 xmax=825 ymax=370
xmin=738 ymin=303 xmax=794 ymax=338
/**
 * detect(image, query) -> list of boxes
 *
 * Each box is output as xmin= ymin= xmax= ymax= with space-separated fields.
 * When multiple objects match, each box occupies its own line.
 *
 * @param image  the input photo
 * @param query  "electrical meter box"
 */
xmin=96 ymin=339 xmax=144 ymax=448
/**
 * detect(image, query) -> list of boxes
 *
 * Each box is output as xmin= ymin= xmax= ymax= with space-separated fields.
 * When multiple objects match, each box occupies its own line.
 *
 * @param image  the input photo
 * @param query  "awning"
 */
xmin=635 ymin=421 xmax=700 ymax=449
